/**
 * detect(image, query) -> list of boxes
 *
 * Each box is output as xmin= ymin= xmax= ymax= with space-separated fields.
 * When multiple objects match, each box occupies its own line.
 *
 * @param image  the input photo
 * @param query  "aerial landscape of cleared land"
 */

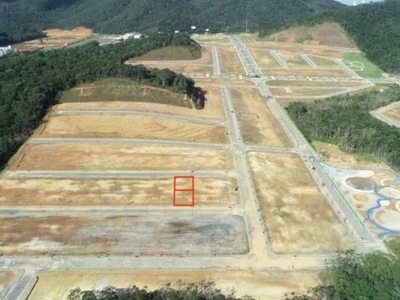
xmin=1 ymin=18 xmax=399 ymax=300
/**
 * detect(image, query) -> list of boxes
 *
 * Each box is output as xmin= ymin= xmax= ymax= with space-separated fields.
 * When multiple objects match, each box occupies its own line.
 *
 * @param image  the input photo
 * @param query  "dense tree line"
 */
xmin=286 ymin=86 xmax=400 ymax=169
xmin=0 ymin=33 xmax=201 ymax=168
xmin=0 ymin=0 xmax=342 ymax=45
xmin=263 ymin=0 xmax=400 ymax=73
xmin=67 ymin=281 xmax=253 ymax=300
xmin=286 ymin=250 xmax=400 ymax=300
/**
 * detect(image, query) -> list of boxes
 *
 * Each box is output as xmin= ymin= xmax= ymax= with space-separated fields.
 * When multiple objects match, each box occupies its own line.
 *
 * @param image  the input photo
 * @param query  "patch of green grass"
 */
xmin=343 ymin=52 xmax=384 ymax=78
xmin=59 ymin=78 xmax=192 ymax=108
xmin=385 ymin=237 xmax=400 ymax=257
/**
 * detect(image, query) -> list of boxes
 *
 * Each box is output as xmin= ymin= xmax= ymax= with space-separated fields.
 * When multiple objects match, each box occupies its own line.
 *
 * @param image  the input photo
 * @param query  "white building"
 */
xmin=119 ymin=32 xmax=143 ymax=41
xmin=0 ymin=45 xmax=16 ymax=57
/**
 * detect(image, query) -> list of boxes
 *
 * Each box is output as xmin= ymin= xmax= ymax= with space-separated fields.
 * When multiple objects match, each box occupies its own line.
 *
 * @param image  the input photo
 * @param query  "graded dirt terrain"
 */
xmin=380 ymin=106 xmax=400 ymax=127
xmin=57 ymin=87 xmax=226 ymax=121
xmin=37 ymin=114 xmax=227 ymax=143
xmin=248 ymin=152 xmax=354 ymax=254
xmin=249 ymin=50 xmax=282 ymax=69
xmin=14 ymin=27 xmax=93 ymax=51
xmin=11 ymin=144 xmax=233 ymax=171
xmin=217 ymin=47 xmax=245 ymax=75
xmin=127 ymin=46 xmax=213 ymax=74
xmin=229 ymin=88 xmax=291 ymax=147
xmin=0 ymin=214 xmax=248 ymax=256
xmin=0 ymin=178 xmax=239 ymax=206
xmin=28 ymin=270 xmax=320 ymax=300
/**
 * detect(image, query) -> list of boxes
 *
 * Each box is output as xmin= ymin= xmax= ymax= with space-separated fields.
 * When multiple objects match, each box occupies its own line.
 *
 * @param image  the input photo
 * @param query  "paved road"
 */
xmin=28 ymin=138 xmax=228 ymax=150
xmin=1 ymin=33 xmax=390 ymax=299
xmin=300 ymin=54 xmax=317 ymax=69
xmin=229 ymin=35 xmax=262 ymax=76
xmin=269 ymin=50 xmax=288 ymax=69
xmin=231 ymin=35 xmax=385 ymax=253
xmin=211 ymin=46 xmax=221 ymax=75
xmin=52 ymin=109 xmax=224 ymax=126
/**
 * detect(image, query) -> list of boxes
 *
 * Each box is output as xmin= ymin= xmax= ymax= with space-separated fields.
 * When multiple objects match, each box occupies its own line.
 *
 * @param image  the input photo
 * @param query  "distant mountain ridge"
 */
xmin=300 ymin=0 xmax=400 ymax=72
xmin=0 ymin=0 xmax=343 ymax=44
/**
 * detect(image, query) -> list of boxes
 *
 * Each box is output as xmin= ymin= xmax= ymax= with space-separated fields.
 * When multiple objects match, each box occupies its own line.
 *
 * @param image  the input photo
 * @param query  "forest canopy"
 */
xmin=286 ymin=85 xmax=400 ymax=169
xmin=0 ymin=0 xmax=342 ymax=44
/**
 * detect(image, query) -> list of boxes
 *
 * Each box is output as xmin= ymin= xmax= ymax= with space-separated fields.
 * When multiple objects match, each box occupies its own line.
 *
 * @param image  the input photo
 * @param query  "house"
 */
xmin=0 ymin=45 xmax=16 ymax=57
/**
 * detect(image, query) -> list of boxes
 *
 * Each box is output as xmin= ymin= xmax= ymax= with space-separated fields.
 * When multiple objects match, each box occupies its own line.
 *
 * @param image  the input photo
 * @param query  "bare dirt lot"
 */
xmin=229 ymin=88 xmax=291 ymax=147
xmin=28 ymin=270 xmax=320 ymax=300
xmin=127 ymin=46 xmax=213 ymax=74
xmin=11 ymin=144 xmax=233 ymax=171
xmin=56 ymin=88 xmax=226 ymax=122
xmin=308 ymin=56 xmax=341 ymax=68
xmin=14 ymin=27 xmax=92 ymax=50
xmin=217 ymin=47 xmax=245 ymax=75
xmin=381 ymin=106 xmax=400 ymax=128
xmin=37 ymin=115 xmax=227 ymax=143
xmin=248 ymin=152 xmax=354 ymax=254
xmin=248 ymin=50 xmax=281 ymax=69
xmin=0 ymin=178 xmax=238 ymax=207
xmin=276 ymin=51 xmax=310 ymax=69
xmin=0 ymin=214 xmax=248 ymax=255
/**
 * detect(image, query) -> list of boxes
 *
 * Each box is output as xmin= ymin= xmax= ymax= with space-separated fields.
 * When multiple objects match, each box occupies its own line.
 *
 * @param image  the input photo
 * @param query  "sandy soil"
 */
xmin=54 ymin=93 xmax=225 ymax=122
xmin=248 ymin=152 xmax=354 ymax=254
xmin=0 ymin=178 xmax=238 ymax=207
xmin=28 ymin=270 xmax=320 ymax=300
xmin=11 ymin=144 xmax=233 ymax=171
xmin=0 ymin=214 xmax=248 ymax=255
xmin=194 ymin=78 xmax=255 ymax=87
xmin=313 ymin=141 xmax=388 ymax=169
xmin=229 ymin=88 xmax=291 ymax=147
xmin=37 ymin=115 xmax=227 ymax=143
xmin=381 ymin=106 xmax=400 ymax=127
xmin=248 ymin=50 xmax=281 ymax=68
xmin=127 ymin=46 xmax=213 ymax=73
xmin=217 ymin=47 xmax=245 ymax=75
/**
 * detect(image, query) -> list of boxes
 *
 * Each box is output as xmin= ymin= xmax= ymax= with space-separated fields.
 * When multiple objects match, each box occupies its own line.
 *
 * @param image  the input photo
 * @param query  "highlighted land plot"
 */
xmin=248 ymin=152 xmax=354 ymax=254
xmin=343 ymin=52 xmax=383 ymax=78
xmin=11 ymin=144 xmax=233 ymax=171
xmin=0 ymin=214 xmax=249 ymax=255
xmin=36 ymin=114 xmax=227 ymax=144
xmin=173 ymin=176 xmax=195 ymax=206
xmin=0 ymin=178 xmax=238 ymax=207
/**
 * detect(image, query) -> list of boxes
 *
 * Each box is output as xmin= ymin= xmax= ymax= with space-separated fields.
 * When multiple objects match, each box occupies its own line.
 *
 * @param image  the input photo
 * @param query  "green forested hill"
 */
xmin=0 ymin=0 xmax=342 ymax=44
xmin=301 ymin=0 xmax=400 ymax=73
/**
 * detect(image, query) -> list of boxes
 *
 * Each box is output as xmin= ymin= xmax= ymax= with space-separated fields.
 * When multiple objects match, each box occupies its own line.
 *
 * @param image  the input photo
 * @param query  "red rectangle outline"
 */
xmin=173 ymin=176 xmax=195 ymax=207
